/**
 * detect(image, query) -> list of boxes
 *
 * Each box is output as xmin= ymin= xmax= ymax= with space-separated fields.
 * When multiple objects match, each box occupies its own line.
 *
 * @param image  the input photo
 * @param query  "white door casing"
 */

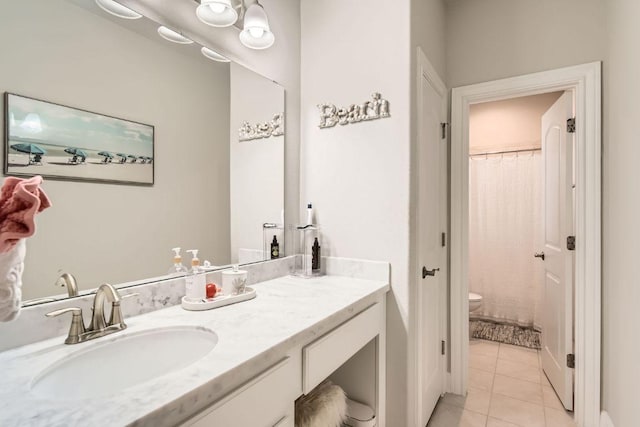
xmin=449 ymin=62 xmax=601 ymax=427
xmin=411 ymin=48 xmax=448 ymax=427
xmin=540 ymin=91 xmax=575 ymax=411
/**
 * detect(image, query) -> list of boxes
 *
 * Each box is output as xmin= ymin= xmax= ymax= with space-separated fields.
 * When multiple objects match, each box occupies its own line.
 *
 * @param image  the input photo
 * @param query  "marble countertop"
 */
xmin=0 ymin=274 xmax=389 ymax=427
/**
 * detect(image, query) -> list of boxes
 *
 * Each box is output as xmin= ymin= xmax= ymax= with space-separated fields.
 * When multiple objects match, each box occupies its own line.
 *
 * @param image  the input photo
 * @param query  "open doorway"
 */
xmin=448 ymin=63 xmax=601 ymax=427
xmin=466 ymin=91 xmax=575 ymax=425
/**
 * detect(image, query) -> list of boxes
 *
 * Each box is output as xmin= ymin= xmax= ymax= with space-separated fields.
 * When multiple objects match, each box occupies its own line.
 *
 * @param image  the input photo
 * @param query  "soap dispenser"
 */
xmin=168 ymin=247 xmax=188 ymax=276
xmin=185 ymin=249 xmax=206 ymax=301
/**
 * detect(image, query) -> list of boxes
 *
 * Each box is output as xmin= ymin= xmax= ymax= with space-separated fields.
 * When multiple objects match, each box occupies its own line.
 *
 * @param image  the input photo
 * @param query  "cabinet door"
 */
xmin=183 ymin=358 xmax=295 ymax=427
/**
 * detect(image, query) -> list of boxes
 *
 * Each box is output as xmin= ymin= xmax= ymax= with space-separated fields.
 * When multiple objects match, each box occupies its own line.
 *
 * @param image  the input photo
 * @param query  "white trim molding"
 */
xmin=449 ymin=62 xmax=602 ymax=427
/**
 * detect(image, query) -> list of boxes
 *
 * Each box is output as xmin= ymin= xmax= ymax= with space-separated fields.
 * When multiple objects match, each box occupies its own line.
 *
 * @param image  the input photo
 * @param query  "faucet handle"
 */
xmin=46 ymin=307 xmax=86 ymax=345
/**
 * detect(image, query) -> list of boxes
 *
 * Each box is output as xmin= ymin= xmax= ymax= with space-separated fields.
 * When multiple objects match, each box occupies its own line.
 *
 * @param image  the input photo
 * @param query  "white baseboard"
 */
xmin=600 ymin=411 xmax=614 ymax=427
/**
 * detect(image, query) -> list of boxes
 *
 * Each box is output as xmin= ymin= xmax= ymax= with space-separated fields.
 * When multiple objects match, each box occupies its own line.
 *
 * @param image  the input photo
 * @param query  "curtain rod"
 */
xmin=469 ymin=147 xmax=541 ymax=157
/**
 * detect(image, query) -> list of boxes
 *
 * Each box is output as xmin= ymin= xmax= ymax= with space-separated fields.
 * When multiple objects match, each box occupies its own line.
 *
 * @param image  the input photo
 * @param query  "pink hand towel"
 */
xmin=0 ymin=176 xmax=52 ymax=253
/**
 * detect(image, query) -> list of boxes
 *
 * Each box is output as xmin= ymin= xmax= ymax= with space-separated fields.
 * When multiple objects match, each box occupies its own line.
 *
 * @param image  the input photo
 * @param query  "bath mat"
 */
xmin=470 ymin=320 xmax=541 ymax=349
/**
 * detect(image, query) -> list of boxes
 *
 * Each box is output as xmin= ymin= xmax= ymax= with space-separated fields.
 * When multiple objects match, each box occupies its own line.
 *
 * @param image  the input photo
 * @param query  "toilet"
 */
xmin=469 ymin=292 xmax=483 ymax=313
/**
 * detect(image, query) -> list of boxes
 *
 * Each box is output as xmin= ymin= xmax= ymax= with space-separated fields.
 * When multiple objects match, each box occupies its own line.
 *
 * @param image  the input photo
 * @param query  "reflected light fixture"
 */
xmin=157 ymin=26 xmax=194 ymax=44
xmin=201 ymin=47 xmax=231 ymax=62
xmin=20 ymin=113 xmax=43 ymax=133
xmin=239 ymin=3 xmax=274 ymax=50
xmin=95 ymin=0 xmax=142 ymax=19
xmin=197 ymin=0 xmax=239 ymax=27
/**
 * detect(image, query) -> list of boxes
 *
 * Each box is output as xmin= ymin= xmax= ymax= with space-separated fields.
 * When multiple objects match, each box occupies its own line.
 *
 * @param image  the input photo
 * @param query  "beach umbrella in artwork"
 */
xmin=138 ymin=156 xmax=147 ymax=164
xmin=11 ymin=143 xmax=46 ymax=155
xmin=145 ymin=157 xmax=153 ymax=164
xmin=98 ymin=151 xmax=114 ymax=163
xmin=65 ymin=147 xmax=87 ymax=163
xmin=11 ymin=143 xmax=46 ymax=164
xmin=116 ymin=153 xmax=127 ymax=163
xmin=75 ymin=149 xmax=87 ymax=161
xmin=127 ymin=154 xmax=137 ymax=163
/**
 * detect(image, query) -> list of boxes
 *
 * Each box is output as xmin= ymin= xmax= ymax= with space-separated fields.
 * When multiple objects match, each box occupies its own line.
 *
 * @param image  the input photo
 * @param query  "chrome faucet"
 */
xmin=46 ymin=284 xmax=138 ymax=345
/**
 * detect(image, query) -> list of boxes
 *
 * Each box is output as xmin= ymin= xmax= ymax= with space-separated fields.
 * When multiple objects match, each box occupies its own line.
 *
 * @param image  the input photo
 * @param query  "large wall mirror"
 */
xmin=0 ymin=0 xmax=285 ymax=303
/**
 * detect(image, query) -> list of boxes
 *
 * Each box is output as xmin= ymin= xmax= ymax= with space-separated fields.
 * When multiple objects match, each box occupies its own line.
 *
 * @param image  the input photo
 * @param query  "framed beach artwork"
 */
xmin=3 ymin=93 xmax=154 ymax=185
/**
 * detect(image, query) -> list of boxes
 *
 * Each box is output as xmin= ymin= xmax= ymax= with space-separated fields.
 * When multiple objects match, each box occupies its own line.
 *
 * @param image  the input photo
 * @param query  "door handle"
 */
xmin=534 ymin=252 xmax=545 ymax=261
xmin=422 ymin=266 xmax=440 ymax=278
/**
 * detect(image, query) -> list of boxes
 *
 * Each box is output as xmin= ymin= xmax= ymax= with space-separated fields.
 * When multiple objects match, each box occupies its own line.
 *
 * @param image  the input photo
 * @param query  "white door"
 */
xmin=418 ymin=67 xmax=447 ymax=425
xmin=540 ymin=91 xmax=574 ymax=411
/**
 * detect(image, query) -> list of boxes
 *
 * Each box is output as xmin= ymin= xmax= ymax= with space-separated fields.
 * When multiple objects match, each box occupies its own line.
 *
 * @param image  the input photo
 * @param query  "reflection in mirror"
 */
xmin=0 ymin=0 xmax=284 ymax=304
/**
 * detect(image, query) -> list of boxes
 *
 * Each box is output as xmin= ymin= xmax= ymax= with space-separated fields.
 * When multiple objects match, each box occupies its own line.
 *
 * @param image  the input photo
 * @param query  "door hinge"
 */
xmin=441 ymin=122 xmax=448 ymax=139
xmin=567 ymin=353 xmax=575 ymax=368
xmin=567 ymin=118 xmax=576 ymax=133
xmin=567 ymin=236 xmax=576 ymax=251
xmin=441 ymin=232 xmax=446 ymax=247
xmin=441 ymin=340 xmax=446 ymax=355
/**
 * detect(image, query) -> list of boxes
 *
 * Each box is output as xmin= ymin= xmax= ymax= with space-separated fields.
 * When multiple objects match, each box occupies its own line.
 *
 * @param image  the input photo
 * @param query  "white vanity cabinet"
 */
xmin=0 ymin=265 xmax=390 ymax=427
xmin=182 ymin=299 xmax=386 ymax=427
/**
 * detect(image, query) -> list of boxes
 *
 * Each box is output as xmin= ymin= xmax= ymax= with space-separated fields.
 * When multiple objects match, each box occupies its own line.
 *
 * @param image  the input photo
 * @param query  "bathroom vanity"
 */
xmin=0 ymin=258 xmax=389 ymax=427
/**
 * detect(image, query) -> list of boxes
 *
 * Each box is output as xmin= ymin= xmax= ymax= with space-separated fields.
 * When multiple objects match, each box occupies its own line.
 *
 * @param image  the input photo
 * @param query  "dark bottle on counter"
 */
xmin=271 ymin=235 xmax=280 ymax=259
xmin=311 ymin=237 xmax=320 ymax=273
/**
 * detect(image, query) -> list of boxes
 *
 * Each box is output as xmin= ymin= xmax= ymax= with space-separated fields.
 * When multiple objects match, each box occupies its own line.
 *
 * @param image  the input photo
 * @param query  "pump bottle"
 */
xmin=185 ymin=249 xmax=206 ymax=301
xmin=168 ymin=247 xmax=188 ymax=276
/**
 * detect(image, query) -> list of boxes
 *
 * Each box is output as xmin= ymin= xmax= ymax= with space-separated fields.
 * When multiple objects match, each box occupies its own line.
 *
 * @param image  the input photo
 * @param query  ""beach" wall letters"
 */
xmin=317 ymin=92 xmax=390 ymax=129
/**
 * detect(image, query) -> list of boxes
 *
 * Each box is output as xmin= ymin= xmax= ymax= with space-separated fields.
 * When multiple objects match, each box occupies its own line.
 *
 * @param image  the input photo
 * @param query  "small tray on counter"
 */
xmin=181 ymin=287 xmax=256 ymax=311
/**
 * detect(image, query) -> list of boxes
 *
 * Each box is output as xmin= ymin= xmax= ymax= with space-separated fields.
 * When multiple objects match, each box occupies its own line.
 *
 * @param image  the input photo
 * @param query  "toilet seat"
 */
xmin=469 ymin=292 xmax=482 ymax=302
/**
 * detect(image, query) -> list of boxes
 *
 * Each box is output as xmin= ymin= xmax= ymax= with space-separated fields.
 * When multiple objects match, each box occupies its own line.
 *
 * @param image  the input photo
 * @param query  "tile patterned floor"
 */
xmin=427 ymin=339 xmax=576 ymax=427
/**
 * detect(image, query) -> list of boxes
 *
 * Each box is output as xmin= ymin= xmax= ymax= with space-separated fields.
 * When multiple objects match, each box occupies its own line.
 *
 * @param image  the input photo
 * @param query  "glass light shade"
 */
xmin=239 ymin=4 xmax=274 ymax=50
xmin=95 ymin=0 xmax=142 ymax=19
xmin=196 ymin=0 xmax=238 ymax=27
xmin=201 ymin=47 xmax=230 ymax=63
xmin=157 ymin=26 xmax=194 ymax=44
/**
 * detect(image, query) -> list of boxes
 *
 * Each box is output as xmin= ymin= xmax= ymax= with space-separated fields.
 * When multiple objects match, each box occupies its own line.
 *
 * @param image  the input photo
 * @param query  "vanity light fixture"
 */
xmin=94 ymin=0 xmax=142 ymax=20
xmin=157 ymin=26 xmax=194 ymax=44
xmin=201 ymin=47 xmax=231 ymax=62
xmin=239 ymin=2 xmax=275 ymax=50
xmin=196 ymin=0 xmax=239 ymax=27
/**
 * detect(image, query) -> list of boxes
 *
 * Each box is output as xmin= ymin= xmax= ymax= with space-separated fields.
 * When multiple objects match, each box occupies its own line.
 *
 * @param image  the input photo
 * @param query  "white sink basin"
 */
xmin=31 ymin=326 xmax=218 ymax=400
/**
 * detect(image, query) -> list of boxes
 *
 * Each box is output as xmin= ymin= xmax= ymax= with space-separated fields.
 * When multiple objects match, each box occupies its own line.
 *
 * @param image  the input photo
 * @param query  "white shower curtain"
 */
xmin=469 ymin=151 xmax=544 ymax=329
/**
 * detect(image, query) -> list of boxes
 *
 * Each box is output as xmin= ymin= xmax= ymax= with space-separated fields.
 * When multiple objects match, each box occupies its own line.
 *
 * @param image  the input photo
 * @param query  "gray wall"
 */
xmin=603 ymin=1 xmax=640 ymax=425
xmin=446 ymin=0 xmax=607 ymax=88
xmin=0 ymin=0 xmax=231 ymax=299
xmin=301 ymin=0 xmax=448 ymax=424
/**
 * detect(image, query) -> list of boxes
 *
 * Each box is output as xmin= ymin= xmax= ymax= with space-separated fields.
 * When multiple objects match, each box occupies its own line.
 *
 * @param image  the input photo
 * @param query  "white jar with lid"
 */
xmin=221 ymin=265 xmax=247 ymax=295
